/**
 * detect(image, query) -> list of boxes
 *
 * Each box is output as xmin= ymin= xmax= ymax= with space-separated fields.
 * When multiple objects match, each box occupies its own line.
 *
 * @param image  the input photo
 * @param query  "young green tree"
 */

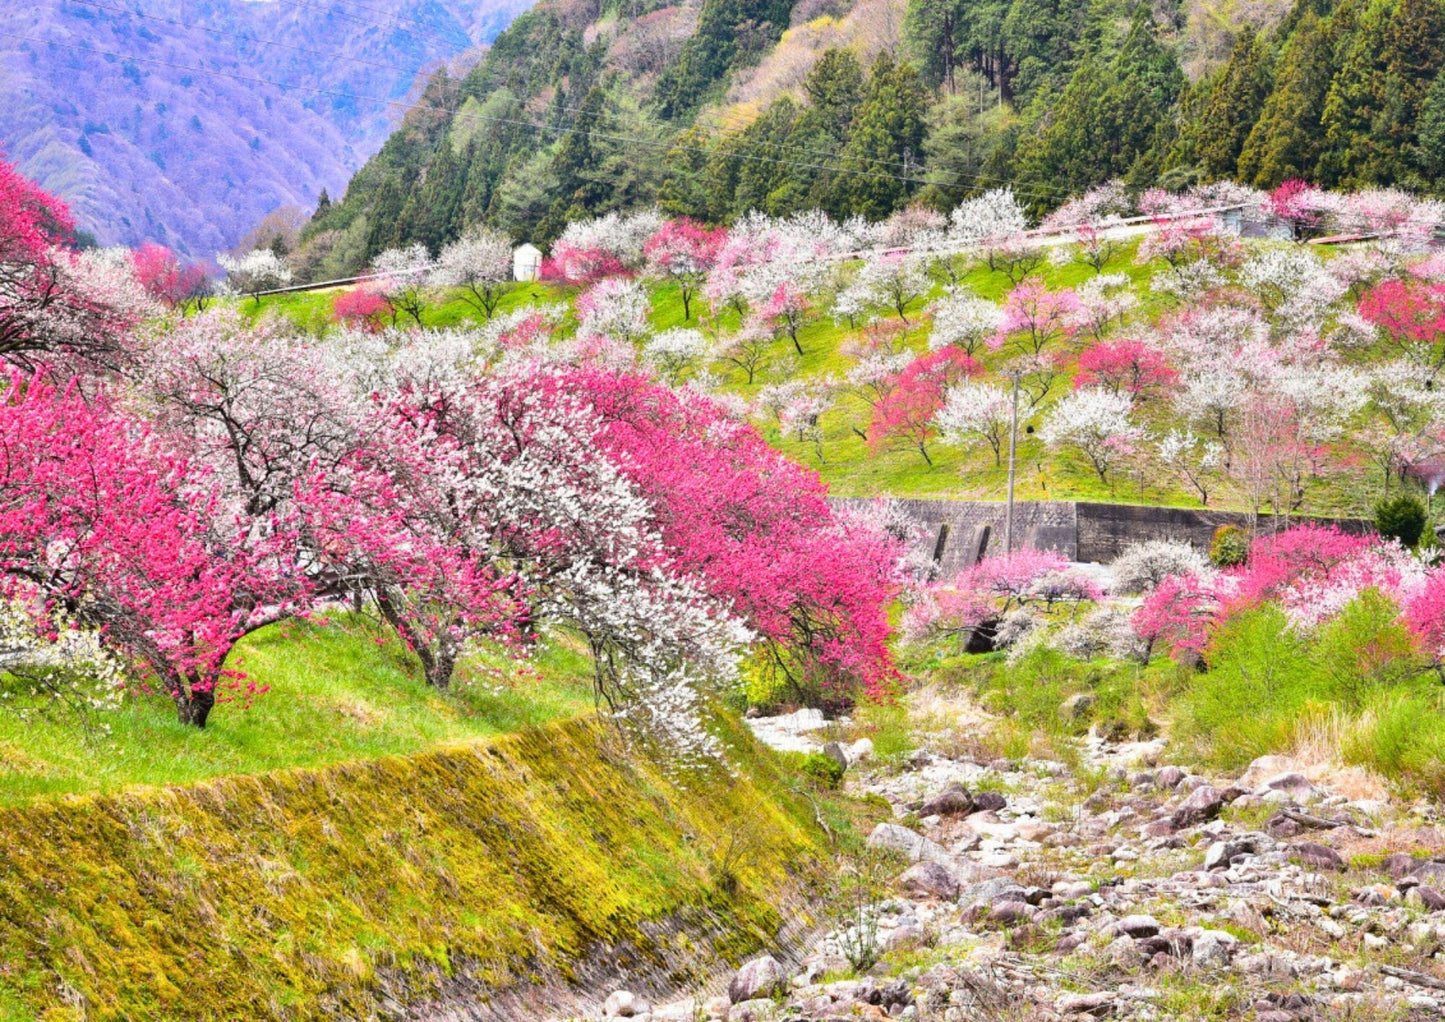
xmin=1191 ymin=27 xmax=1275 ymax=179
xmin=829 ymin=54 xmax=928 ymax=219
xmin=1237 ymin=10 xmax=1332 ymax=187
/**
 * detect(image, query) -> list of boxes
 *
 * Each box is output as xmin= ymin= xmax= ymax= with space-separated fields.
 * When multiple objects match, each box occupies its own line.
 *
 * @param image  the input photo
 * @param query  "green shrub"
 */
xmin=1172 ymin=605 xmax=1312 ymax=769
xmin=1208 ymin=525 xmax=1249 ymax=567
xmin=1376 ymin=493 xmax=1429 ymax=548
xmin=854 ymin=698 xmax=915 ymax=764
xmin=1311 ymin=588 xmax=1421 ymax=708
xmin=794 ymin=751 xmax=846 ymax=788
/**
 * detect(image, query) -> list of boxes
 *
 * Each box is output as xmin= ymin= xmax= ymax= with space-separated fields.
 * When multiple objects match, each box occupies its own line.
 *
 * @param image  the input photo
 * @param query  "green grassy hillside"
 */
xmin=0 ymin=713 xmax=831 ymax=1022
xmin=247 ymin=236 xmax=1382 ymax=520
xmin=0 ymin=616 xmax=594 ymax=803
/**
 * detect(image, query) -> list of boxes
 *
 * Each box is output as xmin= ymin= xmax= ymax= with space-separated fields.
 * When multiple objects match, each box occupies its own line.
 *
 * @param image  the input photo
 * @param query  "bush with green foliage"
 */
xmin=1209 ymin=525 xmax=1249 ymax=568
xmin=1376 ymin=493 xmax=1429 ymax=548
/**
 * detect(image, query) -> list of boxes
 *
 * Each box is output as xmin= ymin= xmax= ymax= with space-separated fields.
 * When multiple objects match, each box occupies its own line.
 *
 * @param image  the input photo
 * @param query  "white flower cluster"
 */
xmin=0 ymin=603 xmax=123 ymax=734
xmin=556 ymin=208 xmax=665 ymax=268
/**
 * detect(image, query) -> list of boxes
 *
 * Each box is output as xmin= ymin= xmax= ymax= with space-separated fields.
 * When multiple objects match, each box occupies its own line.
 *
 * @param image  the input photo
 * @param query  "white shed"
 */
xmin=512 ymin=243 xmax=542 ymax=282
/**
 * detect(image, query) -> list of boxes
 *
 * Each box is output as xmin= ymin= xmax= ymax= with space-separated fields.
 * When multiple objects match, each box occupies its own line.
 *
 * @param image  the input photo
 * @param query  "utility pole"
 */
xmin=1005 ymin=371 xmax=1020 ymax=555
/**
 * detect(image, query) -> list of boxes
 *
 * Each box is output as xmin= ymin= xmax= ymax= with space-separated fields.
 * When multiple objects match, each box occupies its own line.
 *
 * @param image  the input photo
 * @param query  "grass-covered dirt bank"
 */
xmin=0 ymin=714 xmax=832 ymax=1022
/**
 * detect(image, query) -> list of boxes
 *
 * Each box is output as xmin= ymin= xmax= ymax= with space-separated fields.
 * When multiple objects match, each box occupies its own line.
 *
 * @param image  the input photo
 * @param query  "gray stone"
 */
xmin=604 ymin=991 xmax=651 ymax=1017
xmin=970 ymin=791 xmax=1007 ymax=814
xmin=1291 ymin=841 xmax=1345 ymax=872
xmin=1404 ymin=860 xmax=1445 ymax=885
xmin=822 ymin=741 xmax=849 ymax=772
xmin=1407 ymin=885 xmax=1445 ymax=912
xmin=1155 ymin=766 xmax=1186 ymax=789
xmin=1383 ymin=852 xmax=1425 ymax=878
xmin=1190 ymin=929 xmax=1239 ymax=968
xmin=1058 ymin=991 xmax=1117 ymax=1016
xmin=959 ymin=876 xmax=1027 ymax=908
xmin=988 ymin=899 xmax=1033 ymax=925
xmin=1104 ymin=935 xmax=1144 ymax=967
xmin=884 ymin=925 xmax=924 ymax=952
xmin=1061 ymin=693 xmax=1096 ymax=721
xmin=919 ymin=784 xmax=974 ymax=817
xmin=1118 ymin=914 xmax=1161 ymax=939
xmin=898 ymin=860 xmax=960 ymax=900
xmin=729 ymin=956 xmax=787 ymax=1004
xmin=1264 ymin=814 xmax=1303 ymax=839
xmin=1203 ymin=841 xmax=1234 ymax=871
xmin=728 ymin=998 xmax=779 ymax=1021
xmin=866 ymin=822 xmax=947 ymax=863
xmin=1255 ymin=772 xmax=1314 ymax=797
xmin=1171 ymin=785 xmax=1226 ymax=828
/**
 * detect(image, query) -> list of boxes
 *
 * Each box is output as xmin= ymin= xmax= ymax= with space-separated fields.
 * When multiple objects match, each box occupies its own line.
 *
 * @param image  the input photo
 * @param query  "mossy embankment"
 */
xmin=0 ymin=714 xmax=831 ymax=1021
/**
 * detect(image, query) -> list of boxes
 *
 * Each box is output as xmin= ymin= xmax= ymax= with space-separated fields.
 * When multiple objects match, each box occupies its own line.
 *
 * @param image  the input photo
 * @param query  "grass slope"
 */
xmin=0 ymin=713 xmax=832 ymax=1021
xmin=0 ymin=616 xmax=594 ymax=803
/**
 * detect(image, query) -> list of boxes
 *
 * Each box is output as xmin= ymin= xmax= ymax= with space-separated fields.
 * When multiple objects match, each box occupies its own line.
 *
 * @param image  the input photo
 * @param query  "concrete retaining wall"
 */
xmin=836 ymin=498 xmax=1371 ymax=570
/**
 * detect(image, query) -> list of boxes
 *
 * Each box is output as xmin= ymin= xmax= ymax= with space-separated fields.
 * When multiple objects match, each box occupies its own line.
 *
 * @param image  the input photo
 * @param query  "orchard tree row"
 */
xmin=0 ymin=154 xmax=900 ymax=746
xmin=304 ymin=181 xmax=1445 ymax=519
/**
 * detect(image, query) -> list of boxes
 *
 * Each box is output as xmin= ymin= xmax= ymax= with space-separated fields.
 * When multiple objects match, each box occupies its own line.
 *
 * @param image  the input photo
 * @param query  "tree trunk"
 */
xmin=175 ymin=687 xmax=215 ymax=728
xmin=375 ymin=590 xmax=457 ymax=690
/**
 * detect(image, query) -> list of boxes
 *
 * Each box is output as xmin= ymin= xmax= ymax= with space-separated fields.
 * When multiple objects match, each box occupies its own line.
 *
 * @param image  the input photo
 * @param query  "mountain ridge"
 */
xmin=0 ymin=0 xmax=532 ymax=255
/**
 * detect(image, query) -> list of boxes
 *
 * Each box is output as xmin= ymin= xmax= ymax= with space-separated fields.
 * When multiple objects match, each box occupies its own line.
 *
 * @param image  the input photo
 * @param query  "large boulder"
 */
xmin=728 ymin=956 xmax=787 ymax=1004
xmin=898 ymin=860 xmax=960 ymax=900
xmin=1291 ymin=842 xmax=1345 ymax=872
xmin=971 ymin=791 xmax=1008 ymax=814
xmin=1254 ymin=771 xmax=1314 ymax=797
xmin=959 ymin=876 xmax=1028 ymax=913
xmin=919 ymin=783 xmax=974 ymax=817
xmin=866 ymin=822 xmax=948 ymax=863
xmin=821 ymin=741 xmax=849 ymax=773
xmin=1118 ymin=914 xmax=1161 ymax=939
xmin=1171 ymin=785 xmax=1226 ymax=828
xmin=1190 ymin=929 xmax=1239 ymax=968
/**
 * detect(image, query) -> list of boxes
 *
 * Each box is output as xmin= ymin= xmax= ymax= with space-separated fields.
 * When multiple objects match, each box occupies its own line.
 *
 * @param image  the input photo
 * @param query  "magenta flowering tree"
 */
xmin=0 ymin=375 xmax=311 ymax=727
xmin=643 ymin=218 xmax=724 ymax=321
xmin=1074 ymin=339 xmax=1177 ymax=402
xmin=130 ymin=243 xmax=212 ymax=312
xmin=1131 ymin=572 xmax=1227 ymax=665
xmin=332 ymin=286 xmax=390 ymax=331
xmin=0 ymin=154 xmax=141 ymax=371
xmin=1404 ymin=566 xmax=1445 ymax=669
xmin=868 ymin=347 xmax=982 ymax=465
xmin=574 ymin=368 xmax=902 ymax=705
xmin=1358 ymin=280 xmax=1445 ymax=375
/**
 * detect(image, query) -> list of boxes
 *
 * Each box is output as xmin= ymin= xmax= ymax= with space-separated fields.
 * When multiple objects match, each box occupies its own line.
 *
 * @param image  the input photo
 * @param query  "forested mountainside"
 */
xmin=305 ymin=0 xmax=1445 ymax=271
xmin=0 ymin=0 xmax=529 ymax=256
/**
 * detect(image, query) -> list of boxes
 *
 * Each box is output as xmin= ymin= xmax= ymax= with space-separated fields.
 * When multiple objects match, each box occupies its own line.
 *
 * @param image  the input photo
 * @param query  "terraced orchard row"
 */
xmin=242 ymin=181 xmax=1445 ymax=515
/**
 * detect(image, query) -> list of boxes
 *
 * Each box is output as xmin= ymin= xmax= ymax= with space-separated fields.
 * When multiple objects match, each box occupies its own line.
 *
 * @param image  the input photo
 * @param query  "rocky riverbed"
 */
xmin=562 ymin=700 xmax=1445 ymax=1021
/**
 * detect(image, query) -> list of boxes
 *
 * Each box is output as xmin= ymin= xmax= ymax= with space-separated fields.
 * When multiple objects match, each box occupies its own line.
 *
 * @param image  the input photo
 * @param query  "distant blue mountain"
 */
xmin=0 ymin=0 xmax=532 ymax=255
